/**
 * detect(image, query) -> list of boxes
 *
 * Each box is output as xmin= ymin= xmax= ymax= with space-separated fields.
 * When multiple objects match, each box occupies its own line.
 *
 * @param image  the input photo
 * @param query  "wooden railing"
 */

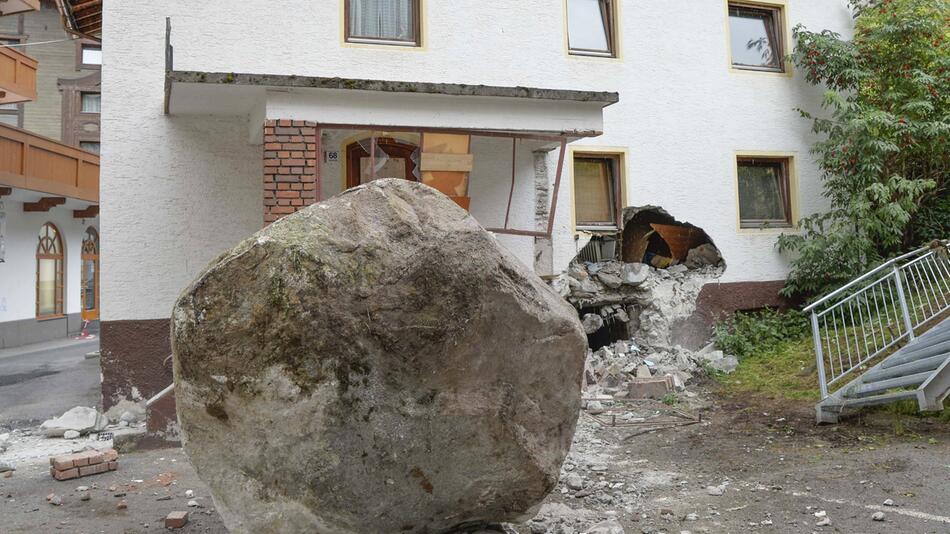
xmin=0 ymin=123 xmax=99 ymax=202
xmin=0 ymin=44 xmax=37 ymax=104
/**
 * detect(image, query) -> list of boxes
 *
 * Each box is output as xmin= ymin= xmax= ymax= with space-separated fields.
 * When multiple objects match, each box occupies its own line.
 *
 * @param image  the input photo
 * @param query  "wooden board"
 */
xmin=419 ymin=153 xmax=474 ymax=172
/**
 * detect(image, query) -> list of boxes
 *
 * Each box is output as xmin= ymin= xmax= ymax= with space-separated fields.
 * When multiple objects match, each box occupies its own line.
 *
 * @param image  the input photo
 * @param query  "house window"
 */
xmin=573 ymin=155 xmax=621 ymax=228
xmin=737 ymin=157 xmax=793 ymax=228
xmin=81 ymin=92 xmax=101 ymax=113
xmin=78 ymin=43 xmax=102 ymax=69
xmin=80 ymin=141 xmax=100 ymax=154
xmin=36 ymin=223 xmax=64 ymax=318
xmin=567 ymin=0 xmax=617 ymax=57
xmin=728 ymin=3 xmax=785 ymax=72
xmin=345 ymin=0 xmax=421 ymax=46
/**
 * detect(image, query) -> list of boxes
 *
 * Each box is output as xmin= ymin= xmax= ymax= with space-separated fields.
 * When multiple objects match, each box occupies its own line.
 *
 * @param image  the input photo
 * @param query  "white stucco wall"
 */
xmin=0 ymin=207 xmax=96 ymax=323
xmin=102 ymin=0 xmax=855 ymax=320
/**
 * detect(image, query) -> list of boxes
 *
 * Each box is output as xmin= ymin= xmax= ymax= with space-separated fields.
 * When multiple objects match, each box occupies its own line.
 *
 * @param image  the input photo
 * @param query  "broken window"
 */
xmin=567 ymin=0 xmax=616 ymax=58
xmin=737 ymin=157 xmax=793 ymax=228
xmin=728 ymin=3 xmax=784 ymax=72
xmin=346 ymin=0 xmax=420 ymax=46
xmin=573 ymin=155 xmax=620 ymax=229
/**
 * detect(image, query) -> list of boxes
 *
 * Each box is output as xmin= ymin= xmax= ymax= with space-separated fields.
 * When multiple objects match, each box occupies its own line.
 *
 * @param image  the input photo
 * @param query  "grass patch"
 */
xmin=714 ymin=335 xmax=821 ymax=401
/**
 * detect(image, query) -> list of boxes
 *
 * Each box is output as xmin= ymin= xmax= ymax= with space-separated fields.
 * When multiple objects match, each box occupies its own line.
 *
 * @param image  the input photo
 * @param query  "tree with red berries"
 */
xmin=778 ymin=0 xmax=949 ymax=297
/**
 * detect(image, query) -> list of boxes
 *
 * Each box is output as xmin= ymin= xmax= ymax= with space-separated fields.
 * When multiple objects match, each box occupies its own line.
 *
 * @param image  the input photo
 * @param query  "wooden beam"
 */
xmin=23 ymin=197 xmax=66 ymax=212
xmin=73 ymin=205 xmax=98 ymax=218
xmin=0 ymin=187 xmax=11 ymax=197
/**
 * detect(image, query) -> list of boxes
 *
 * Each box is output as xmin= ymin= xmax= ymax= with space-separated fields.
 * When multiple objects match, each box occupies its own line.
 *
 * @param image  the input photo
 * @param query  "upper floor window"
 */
xmin=81 ymin=92 xmax=101 ymax=114
xmin=78 ymin=42 xmax=102 ymax=69
xmin=728 ymin=2 xmax=785 ymax=72
xmin=567 ymin=0 xmax=617 ymax=58
xmin=345 ymin=0 xmax=421 ymax=47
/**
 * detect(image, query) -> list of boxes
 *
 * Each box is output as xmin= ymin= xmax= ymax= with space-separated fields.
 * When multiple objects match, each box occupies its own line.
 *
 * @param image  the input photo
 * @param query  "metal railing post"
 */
xmin=811 ymin=311 xmax=829 ymax=398
xmin=893 ymin=266 xmax=916 ymax=341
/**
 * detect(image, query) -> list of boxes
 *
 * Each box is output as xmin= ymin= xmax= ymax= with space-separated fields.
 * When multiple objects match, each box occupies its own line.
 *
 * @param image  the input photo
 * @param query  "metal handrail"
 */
xmin=809 ymin=239 xmax=950 ymax=398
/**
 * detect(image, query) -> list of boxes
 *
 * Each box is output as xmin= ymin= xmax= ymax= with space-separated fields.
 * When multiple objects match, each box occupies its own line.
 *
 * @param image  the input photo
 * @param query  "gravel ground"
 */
xmin=1 ymin=386 xmax=948 ymax=533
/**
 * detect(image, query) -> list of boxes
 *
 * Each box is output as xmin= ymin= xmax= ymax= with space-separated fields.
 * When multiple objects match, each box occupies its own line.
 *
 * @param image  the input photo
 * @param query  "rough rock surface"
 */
xmin=171 ymin=180 xmax=587 ymax=534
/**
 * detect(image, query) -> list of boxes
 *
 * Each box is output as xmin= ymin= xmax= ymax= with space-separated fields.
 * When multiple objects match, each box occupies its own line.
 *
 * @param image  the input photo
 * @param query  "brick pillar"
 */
xmin=263 ymin=119 xmax=320 ymax=225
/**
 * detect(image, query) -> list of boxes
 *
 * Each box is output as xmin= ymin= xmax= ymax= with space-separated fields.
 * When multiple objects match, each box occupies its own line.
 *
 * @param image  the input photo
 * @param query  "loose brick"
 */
xmin=165 ymin=511 xmax=189 ymax=529
xmin=103 ymin=449 xmax=119 ymax=462
xmin=50 ymin=454 xmax=75 ymax=471
xmin=79 ymin=463 xmax=109 ymax=477
xmin=107 ymin=461 xmax=118 ymax=471
xmin=51 ymin=467 xmax=79 ymax=481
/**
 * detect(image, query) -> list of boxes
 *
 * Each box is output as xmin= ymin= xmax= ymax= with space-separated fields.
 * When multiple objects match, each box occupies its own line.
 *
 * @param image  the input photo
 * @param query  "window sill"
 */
xmin=568 ymin=50 xmax=619 ymax=61
xmin=576 ymin=225 xmax=619 ymax=233
xmin=345 ymin=37 xmax=420 ymax=48
xmin=729 ymin=65 xmax=792 ymax=77
xmin=36 ymin=314 xmax=66 ymax=322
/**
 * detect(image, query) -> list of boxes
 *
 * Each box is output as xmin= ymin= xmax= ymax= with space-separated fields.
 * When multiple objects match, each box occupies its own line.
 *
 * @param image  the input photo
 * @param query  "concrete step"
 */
xmin=861 ymin=353 xmax=949 ymax=384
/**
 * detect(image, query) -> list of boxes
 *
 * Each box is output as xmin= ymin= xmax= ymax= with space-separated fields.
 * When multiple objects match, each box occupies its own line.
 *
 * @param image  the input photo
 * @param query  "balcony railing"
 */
xmin=0 ymin=44 xmax=37 ymax=104
xmin=0 ymin=123 xmax=99 ymax=202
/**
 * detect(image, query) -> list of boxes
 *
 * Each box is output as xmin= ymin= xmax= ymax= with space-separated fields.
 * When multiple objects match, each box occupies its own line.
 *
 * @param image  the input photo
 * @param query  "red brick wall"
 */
xmin=263 ymin=120 xmax=320 ymax=225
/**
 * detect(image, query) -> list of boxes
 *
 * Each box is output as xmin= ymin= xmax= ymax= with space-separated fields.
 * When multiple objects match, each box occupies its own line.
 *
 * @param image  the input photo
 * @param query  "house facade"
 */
xmin=0 ymin=0 xmax=100 ymax=348
xmin=100 ymin=1 xmax=854 ymax=412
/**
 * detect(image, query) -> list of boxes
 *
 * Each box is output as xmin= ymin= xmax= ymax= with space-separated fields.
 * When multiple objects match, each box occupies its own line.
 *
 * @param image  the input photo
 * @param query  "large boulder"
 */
xmin=171 ymin=179 xmax=587 ymax=533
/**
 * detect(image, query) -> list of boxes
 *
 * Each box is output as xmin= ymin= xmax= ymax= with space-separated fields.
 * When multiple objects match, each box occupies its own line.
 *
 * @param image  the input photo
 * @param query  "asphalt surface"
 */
xmin=0 ymin=337 xmax=100 ymax=428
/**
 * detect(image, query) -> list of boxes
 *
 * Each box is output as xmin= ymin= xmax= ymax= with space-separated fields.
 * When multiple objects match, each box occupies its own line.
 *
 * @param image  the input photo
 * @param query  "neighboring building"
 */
xmin=99 ymin=2 xmax=854 ymax=416
xmin=0 ymin=0 xmax=100 ymax=348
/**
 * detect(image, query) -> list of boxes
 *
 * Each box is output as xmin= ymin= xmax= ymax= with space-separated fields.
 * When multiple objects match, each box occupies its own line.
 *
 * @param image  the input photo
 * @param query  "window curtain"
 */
xmin=574 ymin=159 xmax=615 ymax=225
xmin=350 ymin=0 xmax=413 ymax=41
xmin=738 ymin=163 xmax=787 ymax=223
xmin=82 ymin=93 xmax=101 ymax=113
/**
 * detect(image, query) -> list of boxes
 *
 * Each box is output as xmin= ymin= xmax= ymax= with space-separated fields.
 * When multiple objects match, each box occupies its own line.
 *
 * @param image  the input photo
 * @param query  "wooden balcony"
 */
xmin=0 ymin=44 xmax=37 ymax=104
xmin=0 ymin=123 xmax=99 ymax=203
xmin=0 ymin=0 xmax=39 ymax=16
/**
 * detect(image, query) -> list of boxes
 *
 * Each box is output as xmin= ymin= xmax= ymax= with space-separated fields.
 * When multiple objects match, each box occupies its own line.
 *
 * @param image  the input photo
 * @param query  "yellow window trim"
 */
xmin=733 ymin=150 xmax=800 ymax=235
xmin=568 ymin=145 xmax=629 ymax=235
xmin=724 ymin=0 xmax=794 ymax=77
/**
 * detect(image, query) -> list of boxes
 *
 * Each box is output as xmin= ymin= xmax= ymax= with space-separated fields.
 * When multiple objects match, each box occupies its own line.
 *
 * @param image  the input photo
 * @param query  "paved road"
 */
xmin=0 ymin=337 xmax=100 ymax=428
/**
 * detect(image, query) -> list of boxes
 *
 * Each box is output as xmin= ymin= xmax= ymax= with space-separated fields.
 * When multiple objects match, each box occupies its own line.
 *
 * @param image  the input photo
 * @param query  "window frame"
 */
xmin=76 ymin=40 xmax=102 ymax=70
xmin=571 ymin=151 xmax=625 ymax=231
xmin=726 ymin=1 xmax=788 ymax=74
xmin=735 ymin=155 xmax=795 ymax=230
xmin=79 ymin=91 xmax=101 ymax=115
xmin=36 ymin=222 xmax=65 ymax=320
xmin=565 ymin=0 xmax=619 ymax=59
xmin=343 ymin=0 xmax=423 ymax=48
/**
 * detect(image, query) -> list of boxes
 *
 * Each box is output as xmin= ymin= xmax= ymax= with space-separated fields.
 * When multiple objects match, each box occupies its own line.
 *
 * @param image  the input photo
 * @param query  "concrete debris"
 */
xmin=871 ymin=511 xmax=885 ymax=521
xmin=699 ymin=350 xmax=740 ymax=374
xmin=582 ymin=313 xmax=605 ymax=335
xmin=586 ymin=518 xmax=625 ymax=533
xmin=40 ymin=406 xmax=107 ymax=437
xmin=0 ymin=460 xmax=14 ymax=473
xmin=553 ymin=258 xmax=722 ymax=350
xmin=63 ymin=430 xmax=80 ymax=440
xmin=170 ymin=179 xmax=587 ymax=534
xmin=706 ymin=485 xmax=725 ymax=496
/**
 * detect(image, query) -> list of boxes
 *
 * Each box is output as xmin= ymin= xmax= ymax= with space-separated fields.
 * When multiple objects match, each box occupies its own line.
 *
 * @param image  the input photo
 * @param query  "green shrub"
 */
xmin=713 ymin=309 xmax=810 ymax=360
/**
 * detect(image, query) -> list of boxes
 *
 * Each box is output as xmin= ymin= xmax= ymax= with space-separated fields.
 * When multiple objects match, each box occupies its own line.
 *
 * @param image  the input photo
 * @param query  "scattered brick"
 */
xmin=49 ymin=449 xmax=119 ymax=481
xmin=165 ymin=511 xmax=189 ymax=529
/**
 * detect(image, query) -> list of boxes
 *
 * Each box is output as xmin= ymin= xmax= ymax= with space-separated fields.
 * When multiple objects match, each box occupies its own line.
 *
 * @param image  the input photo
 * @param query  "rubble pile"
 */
xmin=171 ymin=179 xmax=588 ymax=534
xmin=552 ymin=257 xmax=723 ymax=350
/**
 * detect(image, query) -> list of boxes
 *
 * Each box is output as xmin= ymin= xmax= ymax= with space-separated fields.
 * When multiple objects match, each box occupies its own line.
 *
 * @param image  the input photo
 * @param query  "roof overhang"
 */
xmin=54 ymin=0 xmax=102 ymax=41
xmin=0 ymin=0 xmax=39 ymax=17
xmin=166 ymin=71 xmax=618 ymax=144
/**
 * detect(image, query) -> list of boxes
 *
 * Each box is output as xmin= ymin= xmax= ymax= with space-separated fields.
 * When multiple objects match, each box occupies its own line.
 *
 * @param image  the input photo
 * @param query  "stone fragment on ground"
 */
xmin=171 ymin=179 xmax=588 ymax=534
xmin=39 ymin=406 xmax=107 ymax=437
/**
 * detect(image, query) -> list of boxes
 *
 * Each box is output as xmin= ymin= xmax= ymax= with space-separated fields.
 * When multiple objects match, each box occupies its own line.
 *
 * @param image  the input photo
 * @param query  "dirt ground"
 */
xmin=1 ymin=385 xmax=948 ymax=533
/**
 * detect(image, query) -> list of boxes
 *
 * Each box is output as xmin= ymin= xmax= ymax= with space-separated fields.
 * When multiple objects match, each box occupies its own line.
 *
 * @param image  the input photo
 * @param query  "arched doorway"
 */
xmin=36 ymin=223 xmax=64 ymax=318
xmin=81 ymin=226 xmax=99 ymax=321
xmin=345 ymin=137 xmax=419 ymax=189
